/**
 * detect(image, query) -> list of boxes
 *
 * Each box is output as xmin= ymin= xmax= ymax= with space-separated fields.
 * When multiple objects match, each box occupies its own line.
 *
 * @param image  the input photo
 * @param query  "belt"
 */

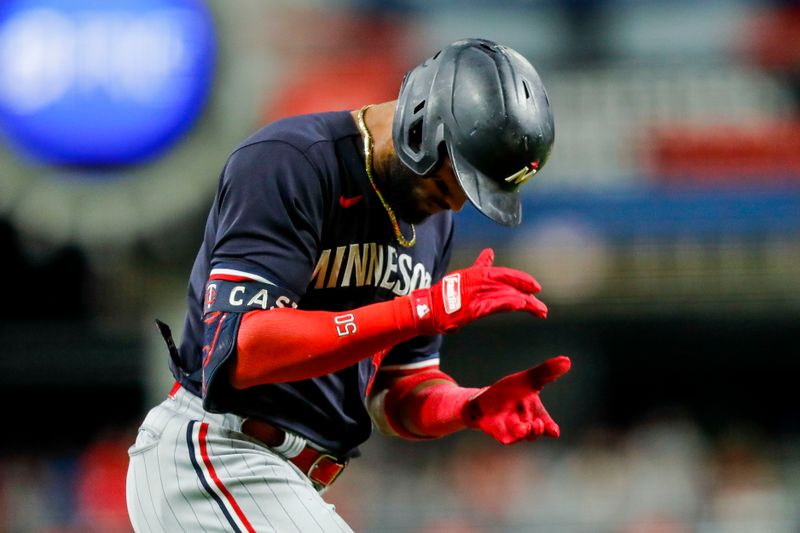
xmin=240 ymin=418 xmax=348 ymax=490
xmin=167 ymin=381 xmax=347 ymax=489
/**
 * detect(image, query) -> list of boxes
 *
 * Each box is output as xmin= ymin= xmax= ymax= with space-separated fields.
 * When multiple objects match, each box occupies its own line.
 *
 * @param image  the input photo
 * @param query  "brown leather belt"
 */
xmin=240 ymin=418 xmax=348 ymax=490
xmin=168 ymin=381 xmax=347 ymax=489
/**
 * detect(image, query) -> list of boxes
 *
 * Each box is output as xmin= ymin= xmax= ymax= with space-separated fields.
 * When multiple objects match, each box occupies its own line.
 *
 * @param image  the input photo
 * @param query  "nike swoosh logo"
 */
xmin=339 ymin=194 xmax=364 ymax=208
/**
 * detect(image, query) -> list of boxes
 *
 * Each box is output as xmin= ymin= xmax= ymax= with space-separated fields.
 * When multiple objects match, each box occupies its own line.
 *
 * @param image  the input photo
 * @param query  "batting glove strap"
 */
xmin=408 ymin=289 xmax=437 ymax=336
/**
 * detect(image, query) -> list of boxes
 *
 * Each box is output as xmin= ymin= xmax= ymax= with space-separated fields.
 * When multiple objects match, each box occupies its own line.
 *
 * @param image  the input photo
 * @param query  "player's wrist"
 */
xmin=406 ymin=288 xmax=437 ymax=335
xmin=460 ymin=387 xmax=490 ymax=428
xmin=387 ymin=291 xmax=433 ymax=337
xmin=383 ymin=372 xmax=481 ymax=439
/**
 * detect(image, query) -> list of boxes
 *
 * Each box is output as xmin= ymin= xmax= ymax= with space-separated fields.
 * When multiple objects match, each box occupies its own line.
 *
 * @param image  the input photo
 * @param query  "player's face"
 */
xmin=385 ymin=156 xmax=467 ymax=224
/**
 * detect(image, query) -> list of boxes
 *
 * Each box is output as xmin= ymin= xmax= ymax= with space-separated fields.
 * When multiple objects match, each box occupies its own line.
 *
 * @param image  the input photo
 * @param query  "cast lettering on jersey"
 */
xmin=204 ymin=273 xmax=299 ymax=313
xmin=172 ymin=111 xmax=453 ymax=457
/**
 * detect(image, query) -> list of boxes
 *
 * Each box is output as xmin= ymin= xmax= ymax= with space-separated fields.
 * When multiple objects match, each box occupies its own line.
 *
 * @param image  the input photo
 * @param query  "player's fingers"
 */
xmin=473 ymin=248 xmax=495 ymax=268
xmin=523 ymin=294 xmax=548 ymax=318
xmin=526 ymin=430 xmax=541 ymax=443
xmin=544 ymin=420 xmax=560 ymax=438
xmin=487 ymin=267 xmax=542 ymax=293
xmin=529 ymin=419 xmax=545 ymax=438
xmin=535 ymin=407 xmax=561 ymax=438
xmin=526 ymin=423 xmax=558 ymax=442
xmin=472 ymin=287 xmax=526 ymax=315
xmin=508 ymin=421 xmax=530 ymax=443
xmin=499 ymin=434 xmax=519 ymax=445
xmin=526 ymin=356 xmax=571 ymax=389
xmin=472 ymin=289 xmax=547 ymax=318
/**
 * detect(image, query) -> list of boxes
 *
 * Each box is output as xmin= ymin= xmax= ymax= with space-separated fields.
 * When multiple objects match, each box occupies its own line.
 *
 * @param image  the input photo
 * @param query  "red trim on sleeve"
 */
xmin=378 ymin=361 xmax=441 ymax=376
xmin=208 ymin=273 xmax=252 ymax=282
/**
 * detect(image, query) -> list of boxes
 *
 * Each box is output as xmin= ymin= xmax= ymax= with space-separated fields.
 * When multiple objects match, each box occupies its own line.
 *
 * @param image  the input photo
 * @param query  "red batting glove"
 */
xmin=462 ymin=356 xmax=571 ymax=445
xmin=409 ymin=248 xmax=548 ymax=335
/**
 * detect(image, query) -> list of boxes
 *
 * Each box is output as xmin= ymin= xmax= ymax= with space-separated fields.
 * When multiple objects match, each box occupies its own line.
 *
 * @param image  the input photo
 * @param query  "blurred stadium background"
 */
xmin=1 ymin=0 xmax=799 ymax=531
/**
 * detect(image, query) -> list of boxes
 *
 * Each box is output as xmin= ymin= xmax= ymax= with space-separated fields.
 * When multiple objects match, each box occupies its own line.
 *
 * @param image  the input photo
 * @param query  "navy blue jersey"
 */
xmin=172 ymin=111 xmax=454 ymax=456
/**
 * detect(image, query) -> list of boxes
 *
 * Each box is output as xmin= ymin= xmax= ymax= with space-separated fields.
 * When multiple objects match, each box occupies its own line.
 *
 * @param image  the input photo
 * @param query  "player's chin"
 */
xmin=397 ymin=204 xmax=435 ymax=225
xmin=416 ymin=199 xmax=452 ymax=222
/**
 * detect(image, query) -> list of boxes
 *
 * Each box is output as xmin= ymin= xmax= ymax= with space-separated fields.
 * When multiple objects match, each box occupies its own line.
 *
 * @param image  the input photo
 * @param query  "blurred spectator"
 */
xmin=746 ymin=1 xmax=800 ymax=104
xmin=262 ymin=12 xmax=410 ymax=122
xmin=73 ymin=430 xmax=132 ymax=533
xmin=704 ymin=430 xmax=795 ymax=533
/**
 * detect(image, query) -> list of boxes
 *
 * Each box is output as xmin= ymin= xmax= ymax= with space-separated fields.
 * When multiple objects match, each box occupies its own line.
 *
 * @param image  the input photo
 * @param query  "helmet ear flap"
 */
xmin=407 ymin=117 xmax=423 ymax=154
xmin=423 ymin=142 xmax=448 ymax=177
xmin=430 ymin=141 xmax=448 ymax=175
xmin=393 ymin=56 xmax=443 ymax=175
xmin=403 ymin=116 xmax=447 ymax=177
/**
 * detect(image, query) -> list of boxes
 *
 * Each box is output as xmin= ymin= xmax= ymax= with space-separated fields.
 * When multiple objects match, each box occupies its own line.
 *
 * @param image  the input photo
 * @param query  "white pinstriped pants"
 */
xmin=126 ymin=386 xmax=353 ymax=533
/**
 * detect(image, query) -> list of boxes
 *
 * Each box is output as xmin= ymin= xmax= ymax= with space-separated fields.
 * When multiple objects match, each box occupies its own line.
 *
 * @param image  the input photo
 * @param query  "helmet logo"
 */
xmin=505 ymin=161 xmax=539 ymax=186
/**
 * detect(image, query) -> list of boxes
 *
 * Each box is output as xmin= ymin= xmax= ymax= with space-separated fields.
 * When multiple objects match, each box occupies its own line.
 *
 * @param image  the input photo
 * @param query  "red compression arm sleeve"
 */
xmin=382 ymin=370 xmax=483 ymax=438
xmin=231 ymin=298 xmax=419 ymax=388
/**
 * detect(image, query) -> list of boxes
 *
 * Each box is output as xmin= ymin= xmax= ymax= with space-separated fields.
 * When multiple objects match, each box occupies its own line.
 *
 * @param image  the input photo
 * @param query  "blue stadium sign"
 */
xmin=0 ymin=0 xmax=215 ymax=165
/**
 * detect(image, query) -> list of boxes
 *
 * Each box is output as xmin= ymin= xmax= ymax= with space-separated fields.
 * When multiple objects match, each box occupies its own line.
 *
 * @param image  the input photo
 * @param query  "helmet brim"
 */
xmin=447 ymin=143 xmax=522 ymax=227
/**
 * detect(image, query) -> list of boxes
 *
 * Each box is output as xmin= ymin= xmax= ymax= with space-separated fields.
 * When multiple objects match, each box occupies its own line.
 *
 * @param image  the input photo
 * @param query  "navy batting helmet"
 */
xmin=393 ymin=38 xmax=554 ymax=226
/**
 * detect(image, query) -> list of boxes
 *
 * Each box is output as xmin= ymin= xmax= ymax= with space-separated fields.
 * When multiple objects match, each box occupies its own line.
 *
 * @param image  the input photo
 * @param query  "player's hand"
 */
xmin=409 ymin=248 xmax=547 ymax=335
xmin=462 ymin=356 xmax=570 ymax=445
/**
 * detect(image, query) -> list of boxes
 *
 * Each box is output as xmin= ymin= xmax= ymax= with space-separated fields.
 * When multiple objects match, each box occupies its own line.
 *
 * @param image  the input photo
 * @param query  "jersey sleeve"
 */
xmin=211 ymin=140 xmax=327 ymax=298
xmin=377 ymin=219 xmax=455 ymax=375
xmin=199 ymin=141 xmax=328 ymax=412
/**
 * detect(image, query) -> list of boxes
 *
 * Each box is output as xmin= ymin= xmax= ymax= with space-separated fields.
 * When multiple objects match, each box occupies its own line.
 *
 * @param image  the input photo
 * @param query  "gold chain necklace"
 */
xmin=356 ymin=104 xmax=416 ymax=248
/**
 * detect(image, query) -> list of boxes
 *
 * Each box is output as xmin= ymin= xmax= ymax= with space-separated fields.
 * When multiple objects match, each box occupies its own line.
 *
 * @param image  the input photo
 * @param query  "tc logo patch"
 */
xmin=205 ymin=283 xmax=217 ymax=308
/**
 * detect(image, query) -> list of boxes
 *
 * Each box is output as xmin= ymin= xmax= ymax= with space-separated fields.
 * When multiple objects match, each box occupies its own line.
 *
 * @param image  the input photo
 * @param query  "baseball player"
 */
xmin=126 ymin=38 xmax=568 ymax=532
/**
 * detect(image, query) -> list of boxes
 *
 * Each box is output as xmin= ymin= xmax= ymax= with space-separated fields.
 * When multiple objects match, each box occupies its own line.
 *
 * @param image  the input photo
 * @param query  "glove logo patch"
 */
xmin=416 ymin=303 xmax=430 ymax=319
xmin=442 ymin=273 xmax=461 ymax=314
